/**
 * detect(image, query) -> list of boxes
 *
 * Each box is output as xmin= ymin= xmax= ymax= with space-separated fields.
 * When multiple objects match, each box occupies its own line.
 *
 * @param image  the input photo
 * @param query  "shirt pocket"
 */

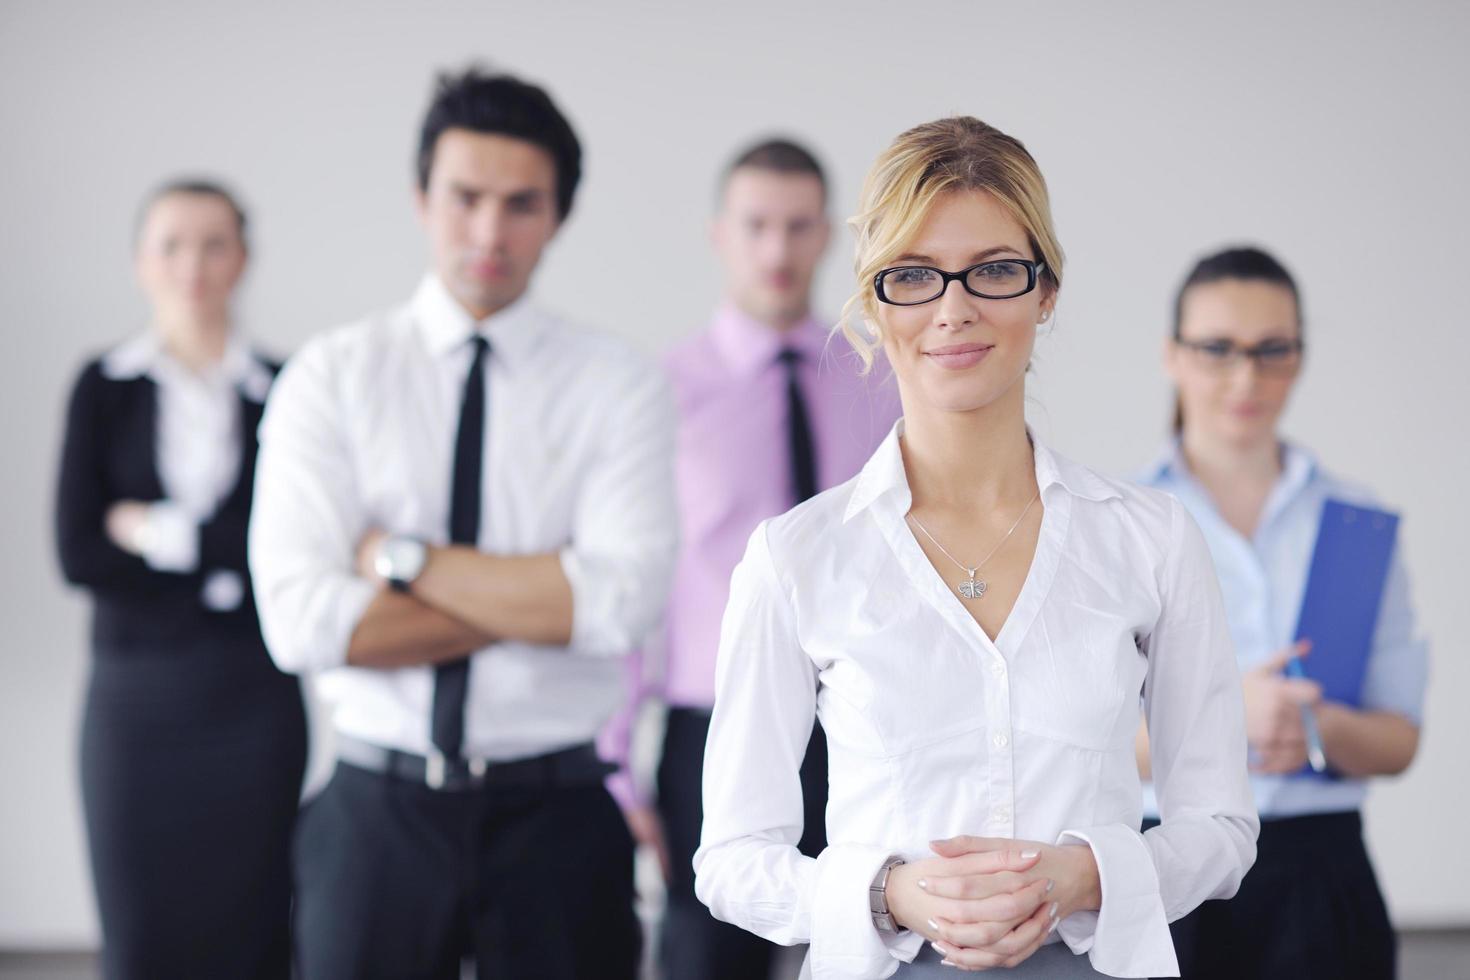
xmin=1012 ymin=602 xmax=1146 ymax=752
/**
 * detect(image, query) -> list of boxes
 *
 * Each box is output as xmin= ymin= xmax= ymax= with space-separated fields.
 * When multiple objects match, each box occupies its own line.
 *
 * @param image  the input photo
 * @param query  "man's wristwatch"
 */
xmin=374 ymin=536 xmax=427 ymax=592
xmin=869 ymin=856 xmax=906 ymax=933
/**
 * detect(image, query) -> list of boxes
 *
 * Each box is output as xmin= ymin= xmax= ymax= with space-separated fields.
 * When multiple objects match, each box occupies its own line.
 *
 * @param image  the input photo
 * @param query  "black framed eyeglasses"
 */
xmin=1175 ymin=337 xmax=1304 ymax=374
xmin=874 ymin=259 xmax=1046 ymax=306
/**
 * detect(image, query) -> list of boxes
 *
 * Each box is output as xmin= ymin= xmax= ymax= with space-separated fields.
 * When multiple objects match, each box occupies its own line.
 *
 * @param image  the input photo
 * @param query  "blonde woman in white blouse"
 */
xmin=693 ymin=118 xmax=1259 ymax=979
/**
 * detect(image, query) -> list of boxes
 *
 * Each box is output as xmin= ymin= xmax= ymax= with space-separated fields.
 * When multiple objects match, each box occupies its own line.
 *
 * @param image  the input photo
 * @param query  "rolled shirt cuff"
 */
xmin=604 ymin=766 xmax=642 ymax=812
xmin=200 ymin=570 xmax=245 ymax=611
xmin=559 ymin=546 xmax=646 ymax=657
xmin=261 ymin=572 xmax=379 ymax=675
xmin=321 ymin=576 xmax=380 ymax=671
xmin=137 ymin=501 xmax=199 ymax=572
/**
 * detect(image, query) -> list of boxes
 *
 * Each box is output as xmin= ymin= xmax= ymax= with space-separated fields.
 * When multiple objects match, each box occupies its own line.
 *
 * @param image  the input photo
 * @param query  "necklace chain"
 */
xmin=907 ymin=490 xmax=1040 ymax=600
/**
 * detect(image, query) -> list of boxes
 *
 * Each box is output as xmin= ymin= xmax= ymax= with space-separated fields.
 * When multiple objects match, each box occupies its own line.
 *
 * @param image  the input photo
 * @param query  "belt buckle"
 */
xmin=426 ymin=752 xmax=488 ymax=791
xmin=426 ymin=750 xmax=447 ymax=790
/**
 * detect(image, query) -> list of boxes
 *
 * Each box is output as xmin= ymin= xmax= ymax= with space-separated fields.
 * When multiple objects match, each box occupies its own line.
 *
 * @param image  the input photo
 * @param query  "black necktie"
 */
xmin=777 ymin=348 xmax=818 ymax=504
xmin=431 ymin=335 xmax=488 ymax=760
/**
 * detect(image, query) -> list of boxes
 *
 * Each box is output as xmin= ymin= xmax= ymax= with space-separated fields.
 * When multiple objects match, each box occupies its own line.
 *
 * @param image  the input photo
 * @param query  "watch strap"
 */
xmin=869 ymin=856 xmax=905 ymax=933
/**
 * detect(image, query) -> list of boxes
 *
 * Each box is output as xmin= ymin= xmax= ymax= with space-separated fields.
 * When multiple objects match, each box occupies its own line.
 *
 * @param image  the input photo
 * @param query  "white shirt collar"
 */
xmin=99 ymin=330 xmax=272 ymax=401
xmin=410 ymin=273 xmax=543 ymax=370
xmin=843 ymin=419 xmax=1122 ymax=523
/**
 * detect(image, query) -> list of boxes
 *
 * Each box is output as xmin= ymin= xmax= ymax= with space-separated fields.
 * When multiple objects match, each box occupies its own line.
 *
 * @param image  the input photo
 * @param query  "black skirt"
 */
xmin=1160 ymin=810 xmax=1395 ymax=980
xmin=80 ymin=638 xmax=307 ymax=980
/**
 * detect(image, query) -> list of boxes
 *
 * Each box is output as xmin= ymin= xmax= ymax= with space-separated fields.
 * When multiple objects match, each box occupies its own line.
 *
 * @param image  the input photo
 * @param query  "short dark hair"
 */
xmin=135 ymin=178 xmax=248 ymax=244
xmin=722 ymin=137 xmax=827 ymax=200
xmin=416 ymin=67 xmax=583 ymax=220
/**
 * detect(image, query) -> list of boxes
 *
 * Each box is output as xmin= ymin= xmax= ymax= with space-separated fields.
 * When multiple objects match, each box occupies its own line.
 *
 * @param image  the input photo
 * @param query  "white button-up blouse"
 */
xmin=693 ymin=423 xmax=1259 ymax=979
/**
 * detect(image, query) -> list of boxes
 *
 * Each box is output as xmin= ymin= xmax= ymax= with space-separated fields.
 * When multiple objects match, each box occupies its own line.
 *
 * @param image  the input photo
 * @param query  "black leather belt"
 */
xmin=336 ymin=734 xmax=615 ymax=792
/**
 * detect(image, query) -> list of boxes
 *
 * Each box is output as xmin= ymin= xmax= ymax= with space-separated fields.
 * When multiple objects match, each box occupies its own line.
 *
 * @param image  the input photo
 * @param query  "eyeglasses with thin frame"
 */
xmin=874 ymin=259 xmax=1046 ymax=306
xmin=1175 ymin=337 xmax=1304 ymax=374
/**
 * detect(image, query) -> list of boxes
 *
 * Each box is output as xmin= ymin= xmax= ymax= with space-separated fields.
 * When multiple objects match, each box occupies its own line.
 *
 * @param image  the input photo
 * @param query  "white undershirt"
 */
xmin=100 ymin=331 xmax=271 ymax=609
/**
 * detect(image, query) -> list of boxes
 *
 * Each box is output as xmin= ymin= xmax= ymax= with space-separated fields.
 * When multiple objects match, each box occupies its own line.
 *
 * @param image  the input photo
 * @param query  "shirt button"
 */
xmin=991 ymin=661 xmax=1006 ymax=676
xmin=995 ymin=806 xmax=1012 ymax=822
xmin=993 ymin=733 xmax=1010 ymax=749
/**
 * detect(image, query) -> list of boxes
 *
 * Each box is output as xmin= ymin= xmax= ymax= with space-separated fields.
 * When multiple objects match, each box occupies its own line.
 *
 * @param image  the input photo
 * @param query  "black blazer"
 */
xmin=55 ymin=354 xmax=280 ymax=651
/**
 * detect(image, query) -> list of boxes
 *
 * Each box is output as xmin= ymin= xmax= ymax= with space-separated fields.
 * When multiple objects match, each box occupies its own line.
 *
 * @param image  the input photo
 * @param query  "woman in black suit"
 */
xmin=55 ymin=179 xmax=306 ymax=979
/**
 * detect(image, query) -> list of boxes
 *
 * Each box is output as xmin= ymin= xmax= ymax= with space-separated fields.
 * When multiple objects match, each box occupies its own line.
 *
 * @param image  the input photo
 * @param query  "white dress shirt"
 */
xmin=248 ymin=274 xmax=677 ymax=762
xmin=693 ymin=423 xmax=1258 ymax=979
xmin=1139 ymin=441 xmax=1429 ymax=819
xmin=102 ymin=330 xmax=273 ymax=610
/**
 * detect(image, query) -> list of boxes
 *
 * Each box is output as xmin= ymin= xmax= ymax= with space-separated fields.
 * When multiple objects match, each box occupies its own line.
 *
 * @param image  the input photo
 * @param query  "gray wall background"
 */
xmin=2 ymin=0 xmax=1466 ymax=946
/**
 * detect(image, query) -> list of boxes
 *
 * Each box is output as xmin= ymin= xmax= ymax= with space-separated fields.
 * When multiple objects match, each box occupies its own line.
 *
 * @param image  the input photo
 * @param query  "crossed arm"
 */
xmin=247 ymin=342 xmax=677 ymax=678
xmin=343 ymin=533 xmax=572 ymax=668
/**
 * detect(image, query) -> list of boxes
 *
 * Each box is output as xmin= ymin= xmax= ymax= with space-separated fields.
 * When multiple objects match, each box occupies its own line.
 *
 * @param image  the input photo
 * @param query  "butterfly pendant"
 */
xmin=958 ymin=576 xmax=988 ymax=600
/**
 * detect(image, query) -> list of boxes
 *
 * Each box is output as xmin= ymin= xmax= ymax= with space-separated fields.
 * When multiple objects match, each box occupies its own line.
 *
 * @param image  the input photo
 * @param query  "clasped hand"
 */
xmin=885 ymin=836 xmax=1100 ymax=972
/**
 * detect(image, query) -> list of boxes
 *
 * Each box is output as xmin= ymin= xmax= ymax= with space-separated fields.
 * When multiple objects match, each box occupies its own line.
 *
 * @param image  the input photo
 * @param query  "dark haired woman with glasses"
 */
xmin=1135 ymin=246 xmax=1427 ymax=979
xmin=54 ymin=179 xmax=305 ymax=979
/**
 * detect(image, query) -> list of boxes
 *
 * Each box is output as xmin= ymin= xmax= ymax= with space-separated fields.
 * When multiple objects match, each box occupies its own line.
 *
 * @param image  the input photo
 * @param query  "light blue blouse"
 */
xmin=1140 ymin=441 xmax=1428 ymax=819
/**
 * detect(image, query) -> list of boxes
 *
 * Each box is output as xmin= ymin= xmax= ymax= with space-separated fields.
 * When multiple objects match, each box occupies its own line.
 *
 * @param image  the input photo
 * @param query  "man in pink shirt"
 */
xmin=601 ymin=139 xmax=901 ymax=979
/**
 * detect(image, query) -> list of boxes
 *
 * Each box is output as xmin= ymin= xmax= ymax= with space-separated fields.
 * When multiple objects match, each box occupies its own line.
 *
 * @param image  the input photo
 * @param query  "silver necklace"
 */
xmin=907 ymin=490 xmax=1040 ymax=600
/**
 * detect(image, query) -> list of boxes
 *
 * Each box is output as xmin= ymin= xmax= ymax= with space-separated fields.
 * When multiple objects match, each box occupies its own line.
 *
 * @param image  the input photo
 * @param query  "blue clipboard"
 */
xmin=1289 ymin=498 xmax=1399 ymax=777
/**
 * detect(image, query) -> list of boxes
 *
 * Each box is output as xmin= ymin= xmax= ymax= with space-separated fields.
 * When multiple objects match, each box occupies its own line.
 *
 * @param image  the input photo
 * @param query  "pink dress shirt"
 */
xmin=601 ymin=306 xmax=901 ymax=807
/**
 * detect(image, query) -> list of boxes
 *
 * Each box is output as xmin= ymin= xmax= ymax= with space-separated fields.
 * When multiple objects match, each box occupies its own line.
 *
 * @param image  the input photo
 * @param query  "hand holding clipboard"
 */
xmin=1244 ymin=640 xmax=1323 ymax=774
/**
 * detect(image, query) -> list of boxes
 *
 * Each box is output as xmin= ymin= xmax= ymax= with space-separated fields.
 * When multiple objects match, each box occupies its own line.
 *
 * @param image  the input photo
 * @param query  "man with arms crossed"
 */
xmin=250 ymin=68 xmax=675 ymax=979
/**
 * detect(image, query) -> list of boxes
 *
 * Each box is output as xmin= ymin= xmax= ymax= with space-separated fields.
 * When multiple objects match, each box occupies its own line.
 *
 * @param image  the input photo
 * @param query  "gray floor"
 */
xmin=1399 ymin=930 xmax=1470 ymax=980
xmin=1 ymin=932 xmax=1467 ymax=979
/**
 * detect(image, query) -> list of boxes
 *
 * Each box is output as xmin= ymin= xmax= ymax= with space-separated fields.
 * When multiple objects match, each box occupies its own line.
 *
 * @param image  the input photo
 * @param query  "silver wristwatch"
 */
xmin=374 ymin=536 xmax=427 ymax=592
xmin=869 ymin=856 xmax=906 ymax=933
